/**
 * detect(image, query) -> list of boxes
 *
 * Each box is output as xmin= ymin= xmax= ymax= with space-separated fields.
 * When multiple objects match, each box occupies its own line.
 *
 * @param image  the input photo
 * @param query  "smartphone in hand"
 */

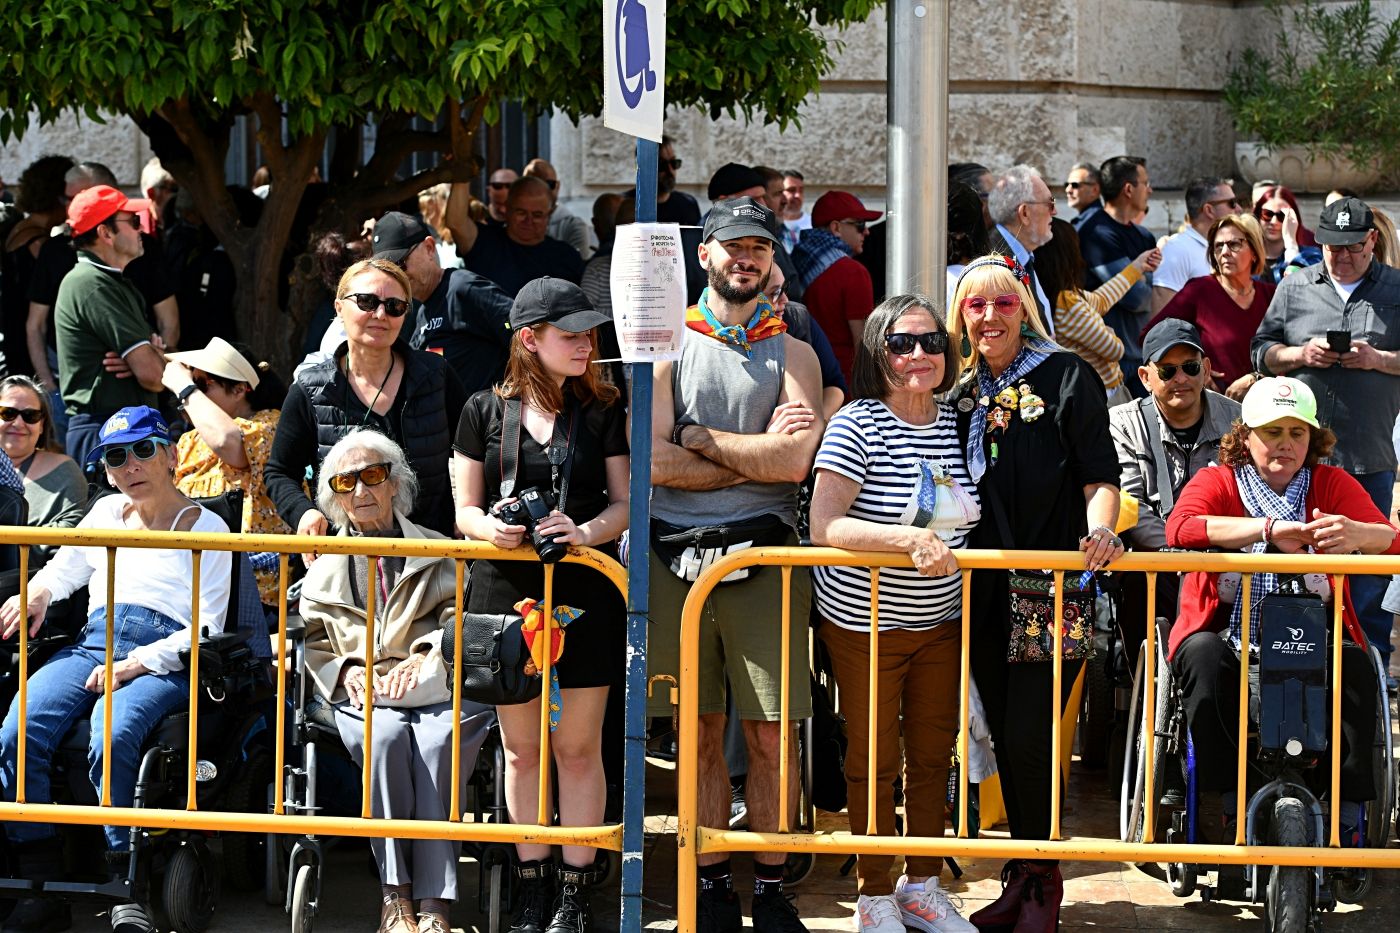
xmin=1326 ymin=329 xmax=1351 ymax=356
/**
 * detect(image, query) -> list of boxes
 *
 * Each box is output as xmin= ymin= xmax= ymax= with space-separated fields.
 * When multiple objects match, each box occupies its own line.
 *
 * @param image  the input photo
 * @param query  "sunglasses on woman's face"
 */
xmin=102 ymin=438 xmax=168 ymax=469
xmin=0 ymin=407 xmax=43 ymax=425
xmin=960 ymin=294 xmax=1022 ymax=316
xmin=329 ymin=462 xmax=393 ymax=494
xmin=884 ymin=332 xmax=948 ymax=355
xmin=1257 ymin=208 xmax=1287 ymax=223
xmin=1154 ymin=360 xmax=1203 ymax=381
xmin=341 ymin=292 xmax=410 ymax=317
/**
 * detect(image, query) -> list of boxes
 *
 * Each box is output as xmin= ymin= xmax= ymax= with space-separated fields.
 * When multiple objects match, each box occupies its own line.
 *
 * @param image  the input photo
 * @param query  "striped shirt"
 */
xmin=812 ymin=399 xmax=980 ymax=631
xmin=1052 ymin=264 xmax=1142 ymax=391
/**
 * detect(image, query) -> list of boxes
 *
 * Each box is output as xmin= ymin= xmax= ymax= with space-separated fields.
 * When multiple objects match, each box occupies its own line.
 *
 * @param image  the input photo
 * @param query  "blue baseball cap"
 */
xmin=87 ymin=406 xmax=172 ymax=465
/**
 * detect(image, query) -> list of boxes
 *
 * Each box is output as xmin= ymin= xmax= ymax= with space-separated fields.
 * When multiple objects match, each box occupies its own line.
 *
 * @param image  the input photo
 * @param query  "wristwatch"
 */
xmin=176 ymin=383 xmax=199 ymax=407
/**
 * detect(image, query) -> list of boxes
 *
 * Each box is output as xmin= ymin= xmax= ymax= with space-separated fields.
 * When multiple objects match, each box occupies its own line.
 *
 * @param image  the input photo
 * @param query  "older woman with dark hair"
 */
xmin=300 ymin=429 xmax=489 ymax=933
xmin=809 ymin=294 xmax=979 ymax=933
xmin=0 ymin=375 xmax=87 ymax=546
xmin=1166 ymin=376 xmax=1400 ymax=843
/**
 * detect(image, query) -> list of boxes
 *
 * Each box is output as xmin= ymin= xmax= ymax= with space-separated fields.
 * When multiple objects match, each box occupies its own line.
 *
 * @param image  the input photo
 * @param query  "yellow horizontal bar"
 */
xmin=0 ymin=802 xmax=622 ymax=848
xmin=698 ymin=829 xmax=1400 ymax=869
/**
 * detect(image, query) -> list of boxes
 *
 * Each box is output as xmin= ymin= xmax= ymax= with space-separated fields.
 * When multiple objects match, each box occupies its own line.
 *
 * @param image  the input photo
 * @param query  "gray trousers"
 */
xmin=335 ymin=699 xmax=493 ymax=900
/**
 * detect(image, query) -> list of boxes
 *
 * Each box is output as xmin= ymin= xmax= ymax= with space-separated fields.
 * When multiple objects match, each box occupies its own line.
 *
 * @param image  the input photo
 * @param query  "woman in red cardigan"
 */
xmin=1165 ymin=375 xmax=1399 ymax=842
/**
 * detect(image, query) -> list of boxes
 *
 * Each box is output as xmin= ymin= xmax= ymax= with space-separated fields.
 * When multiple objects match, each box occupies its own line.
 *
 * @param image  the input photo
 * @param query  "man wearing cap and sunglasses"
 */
xmin=1252 ymin=195 xmax=1400 ymax=668
xmin=791 ymin=189 xmax=881 ymax=384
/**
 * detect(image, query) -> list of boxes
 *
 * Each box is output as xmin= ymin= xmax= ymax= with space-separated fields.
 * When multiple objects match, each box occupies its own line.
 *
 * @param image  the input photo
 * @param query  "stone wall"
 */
xmin=0 ymin=112 xmax=153 ymax=191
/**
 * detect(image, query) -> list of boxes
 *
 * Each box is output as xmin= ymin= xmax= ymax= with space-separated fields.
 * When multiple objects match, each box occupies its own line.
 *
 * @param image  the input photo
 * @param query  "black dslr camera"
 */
xmin=493 ymin=487 xmax=568 ymax=563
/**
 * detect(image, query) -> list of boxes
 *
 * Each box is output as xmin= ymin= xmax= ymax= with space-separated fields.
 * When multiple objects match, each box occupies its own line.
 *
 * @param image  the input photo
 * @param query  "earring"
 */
xmin=1020 ymin=321 xmax=1034 ymax=337
xmin=960 ymin=332 xmax=971 ymax=356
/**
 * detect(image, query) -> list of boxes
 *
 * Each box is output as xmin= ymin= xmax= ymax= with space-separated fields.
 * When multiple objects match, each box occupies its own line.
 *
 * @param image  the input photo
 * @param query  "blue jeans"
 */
xmin=63 ymin=413 xmax=102 ymax=468
xmin=44 ymin=348 xmax=68 ymax=447
xmin=0 ymin=605 xmax=191 ymax=851
xmin=1350 ymin=471 xmax=1395 ymax=662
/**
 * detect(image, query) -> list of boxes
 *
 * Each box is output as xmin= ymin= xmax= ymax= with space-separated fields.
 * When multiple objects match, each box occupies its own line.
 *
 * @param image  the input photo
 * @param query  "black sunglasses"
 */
xmin=885 ymin=332 xmax=948 ymax=355
xmin=1257 ymin=208 xmax=1288 ymax=223
xmin=488 ymin=182 xmax=512 ymax=191
xmin=1065 ymin=181 xmax=1084 ymax=189
xmin=659 ymin=157 xmax=682 ymax=170
xmin=328 ymin=462 xmax=393 ymax=494
xmin=102 ymin=438 xmax=167 ymax=469
xmin=342 ymin=292 xmax=410 ymax=317
xmin=0 ymin=407 xmax=43 ymax=425
xmin=1155 ymin=360 xmax=1203 ymax=380
xmin=841 ymin=220 xmax=868 ymax=233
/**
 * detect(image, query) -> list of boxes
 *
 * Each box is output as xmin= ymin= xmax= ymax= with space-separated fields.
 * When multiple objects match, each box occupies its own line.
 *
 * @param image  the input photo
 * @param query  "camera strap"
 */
xmin=498 ymin=396 xmax=581 ymax=511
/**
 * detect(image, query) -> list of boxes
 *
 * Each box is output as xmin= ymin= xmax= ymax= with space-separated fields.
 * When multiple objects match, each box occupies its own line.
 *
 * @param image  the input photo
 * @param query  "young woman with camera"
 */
xmin=452 ymin=277 xmax=629 ymax=933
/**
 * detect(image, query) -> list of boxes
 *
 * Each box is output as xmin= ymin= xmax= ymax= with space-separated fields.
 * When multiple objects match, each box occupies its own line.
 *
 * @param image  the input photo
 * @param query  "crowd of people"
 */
xmin=0 ymin=143 xmax=1395 ymax=933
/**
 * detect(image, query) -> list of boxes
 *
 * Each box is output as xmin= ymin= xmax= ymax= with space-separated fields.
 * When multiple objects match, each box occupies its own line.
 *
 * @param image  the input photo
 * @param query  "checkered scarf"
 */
xmin=791 ymin=227 xmax=852 ymax=290
xmin=1229 ymin=464 xmax=1310 ymax=645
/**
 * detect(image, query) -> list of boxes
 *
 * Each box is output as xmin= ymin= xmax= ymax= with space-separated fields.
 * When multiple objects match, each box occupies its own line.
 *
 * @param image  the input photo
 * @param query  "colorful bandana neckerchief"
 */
xmin=1229 ymin=465 xmax=1310 ymax=647
xmin=791 ymin=226 xmax=853 ymax=290
xmin=685 ymin=288 xmax=787 ymax=359
xmin=516 ymin=596 xmax=584 ymax=732
xmin=964 ymin=336 xmax=1055 ymax=483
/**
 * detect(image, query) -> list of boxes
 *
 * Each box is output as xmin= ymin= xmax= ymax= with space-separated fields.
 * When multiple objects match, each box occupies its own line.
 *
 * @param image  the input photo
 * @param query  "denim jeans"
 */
xmin=44 ymin=347 xmax=68 ymax=447
xmin=1350 ymin=471 xmax=1395 ymax=662
xmin=0 ymin=605 xmax=191 ymax=851
xmin=63 ymin=413 xmax=103 ymax=468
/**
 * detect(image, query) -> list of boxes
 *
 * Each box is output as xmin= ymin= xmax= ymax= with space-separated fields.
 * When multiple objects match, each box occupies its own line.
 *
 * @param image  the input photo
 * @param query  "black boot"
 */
xmin=3 ymin=837 xmax=70 ymax=933
xmin=508 ymin=860 xmax=555 ymax=933
xmin=545 ymin=863 xmax=604 ymax=933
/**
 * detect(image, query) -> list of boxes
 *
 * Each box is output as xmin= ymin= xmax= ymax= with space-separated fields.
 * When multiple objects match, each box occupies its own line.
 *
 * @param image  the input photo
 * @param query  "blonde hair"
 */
xmin=418 ymin=183 xmax=453 ymax=246
xmin=946 ymin=257 xmax=1052 ymax=381
xmin=335 ymin=258 xmax=411 ymax=302
xmin=1373 ymin=208 xmax=1399 ymax=267
xmin=1207 ymin=214 xmax=1267 ymax=277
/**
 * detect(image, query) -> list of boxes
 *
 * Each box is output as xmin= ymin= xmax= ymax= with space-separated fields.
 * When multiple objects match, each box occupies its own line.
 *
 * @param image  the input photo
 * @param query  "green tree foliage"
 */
xmin=0 ymin=0 xmax=877 ymax=366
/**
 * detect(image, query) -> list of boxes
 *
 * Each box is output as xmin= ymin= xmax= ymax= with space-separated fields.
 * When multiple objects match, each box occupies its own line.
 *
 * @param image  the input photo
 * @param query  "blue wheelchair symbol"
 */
xmin=615 ymin=0 xmax=658 ymax=109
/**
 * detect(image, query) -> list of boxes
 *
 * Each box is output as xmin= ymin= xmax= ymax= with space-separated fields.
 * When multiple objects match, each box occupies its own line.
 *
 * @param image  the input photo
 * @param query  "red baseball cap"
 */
xmin=67 ymin=185 xmax=151 ymax=235
xmin=811 ymin=190 xmax=882 ymax=228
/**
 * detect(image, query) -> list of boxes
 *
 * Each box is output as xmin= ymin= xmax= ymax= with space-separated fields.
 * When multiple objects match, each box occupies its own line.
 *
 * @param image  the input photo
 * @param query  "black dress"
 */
xmin=454 ymin=391 xmax=628 ymax=690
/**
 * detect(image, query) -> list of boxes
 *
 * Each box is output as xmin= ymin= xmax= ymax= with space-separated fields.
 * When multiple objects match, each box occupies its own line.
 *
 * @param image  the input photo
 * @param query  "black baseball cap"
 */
xmin=701 ymin=196 xmax=780 ymax=246
xmin=1142 ymin=319 xmax=1206 ymax=363
xmin=371 ymin=211 xmax=430 ymax=264
xmin=510 ymin=277 xmax=612 ymax=333
xmin=707 ymin=162 xmax=765 ymax=201
xmin=1315 ymin=196 xmax=1375 ymax=246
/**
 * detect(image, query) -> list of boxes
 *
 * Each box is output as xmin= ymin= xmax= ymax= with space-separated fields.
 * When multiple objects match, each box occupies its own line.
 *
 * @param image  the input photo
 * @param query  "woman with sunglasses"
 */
xmin=807 ymin=294 xmax=980 ymax=933
xmin=1143 ymin=214 xmax=1276 ymax=400
xmin=266 ymin=258 xmax=467 ymax=547
xmin=0 ymin=375 xmax=87 ymax=562
xmin=453 ymin=278 xmax=627 ymax=933
xmin=1253 ymin=185 xmax=1323 ymax=283
xmin=300 ymin=430 xmax=490 ymax=933
xmin=0 ymin=406 xmax=231 ymax=933
xmin=946 ymin=256 xmax=1123 ymax=933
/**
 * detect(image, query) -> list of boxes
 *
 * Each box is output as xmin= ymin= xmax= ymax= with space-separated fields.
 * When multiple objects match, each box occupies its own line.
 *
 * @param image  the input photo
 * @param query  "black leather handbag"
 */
xmin=442 ymin=610 xmax=542 ymax=706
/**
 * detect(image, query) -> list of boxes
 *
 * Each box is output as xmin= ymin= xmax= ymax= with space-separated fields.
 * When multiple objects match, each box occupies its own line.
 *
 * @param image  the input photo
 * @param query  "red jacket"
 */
xmin=1164 ymin=464 xmax=1400 ymax=660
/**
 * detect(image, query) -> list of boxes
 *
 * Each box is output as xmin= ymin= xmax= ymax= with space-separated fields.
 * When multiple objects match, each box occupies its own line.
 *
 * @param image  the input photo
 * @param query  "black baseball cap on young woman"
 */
xmin=510 ymin=277 xmax=613 ymax=333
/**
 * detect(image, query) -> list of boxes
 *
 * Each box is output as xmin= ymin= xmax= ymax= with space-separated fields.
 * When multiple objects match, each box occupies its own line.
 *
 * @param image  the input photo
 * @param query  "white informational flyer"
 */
xmin=609 ymin=222 xmax=686 ymax=362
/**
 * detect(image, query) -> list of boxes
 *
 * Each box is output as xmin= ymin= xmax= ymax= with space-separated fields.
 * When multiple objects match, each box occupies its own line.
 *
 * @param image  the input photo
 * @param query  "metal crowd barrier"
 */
xmin=673 ymin=547 xmax=1400 ymax=932
xmin=0 ymin=527 xmax=627 ymax=852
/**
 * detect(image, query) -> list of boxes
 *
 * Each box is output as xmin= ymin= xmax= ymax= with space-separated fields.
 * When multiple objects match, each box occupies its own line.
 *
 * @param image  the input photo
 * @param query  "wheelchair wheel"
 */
xmin=1264 ymin=797 xmax=1311 ymax=933
xmin=160 ymin=840 xmax=220 ymax=933
xmin=1120 ymin=643 xmax=1169 ymax=844
xmin=1080 ymin=649 xmax=1113 ymax=768
xmin=1167 ymin=860 xmax=1197 ymax=898
xmin=486 ymin=861 xmax=504 ymax=933
xmin=782 ymin=851 xmax=816 ymax=887
xmin=290 ymin=862 xmax=316 ymax=933
xmin=221 ymin=749 xmax=270 ymax=891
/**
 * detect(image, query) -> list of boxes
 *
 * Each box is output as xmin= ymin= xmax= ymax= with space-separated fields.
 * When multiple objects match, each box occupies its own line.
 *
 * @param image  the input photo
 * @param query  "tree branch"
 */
xmin=153 ymin=99 xmax=244 ymax=252
xmin=250 ymin=91 xmax=289 ymax=178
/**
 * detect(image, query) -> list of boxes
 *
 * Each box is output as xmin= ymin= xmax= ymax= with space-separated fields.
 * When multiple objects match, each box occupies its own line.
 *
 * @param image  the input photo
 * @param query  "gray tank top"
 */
xmin=652 ymin=332 xmax=797 ymax=528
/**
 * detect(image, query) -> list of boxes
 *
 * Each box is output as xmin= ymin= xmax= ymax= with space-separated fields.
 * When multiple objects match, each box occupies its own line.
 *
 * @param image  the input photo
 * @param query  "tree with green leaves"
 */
xmin=0 ymin=0 xmax=878 ymax=370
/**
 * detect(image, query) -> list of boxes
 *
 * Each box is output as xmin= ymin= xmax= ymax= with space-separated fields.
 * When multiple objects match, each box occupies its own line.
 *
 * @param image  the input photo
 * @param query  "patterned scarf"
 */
xmin=964 ymin=337 xmax=1057 ymax=482
xmin=1230 ymin=464 xmax=1311 ymax=646
xmin=791 ymin=227 xmax=853 ymax=290
xmin=685 ymin=288 xmax=786 ymax=359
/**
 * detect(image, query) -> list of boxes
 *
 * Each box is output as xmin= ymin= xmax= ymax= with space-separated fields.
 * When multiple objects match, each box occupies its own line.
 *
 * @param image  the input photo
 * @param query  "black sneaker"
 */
xmin=751 ymin=891 xmax=808 ymax=932
xmin=697 ymin=887 xmax=742 ymax=933
xmin=729 ymin=782 xmax=748 ymax=830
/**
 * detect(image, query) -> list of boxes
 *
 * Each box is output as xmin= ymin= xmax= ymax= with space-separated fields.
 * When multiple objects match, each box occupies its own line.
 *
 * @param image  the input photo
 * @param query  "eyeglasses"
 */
xmin=1154 ymin=360 xmax=1203 ymax=380
xmin=839 ymin=220 xmax=867 ymax=233
xmin=341 ymin=292 xmax=410 ymax=317
xmin=488 ymin=182 xmax=512 ymax=191
xmin=0 ymin=407 xmax=43 ymax=425
xmin=328 ymin=462 xmax=393 ymax=494
xmin=1205 ymin=197 xmax=1242 ymax=210
xmin=1257 ymin=208 xmax=1288 ymax=223
xmin=108 ymin=215 xmax=141 ymax=230
xmin=766 ymin=283 xmax=786 ymax=303
xmin=659 ymin=157 xmax=683 ymax=170
xmin=1323 ymin=240 xmax=1370 ymax=254
xmin=1064 ymin=181 xmax=1084 ymax=189
xmin=884 ymin=332 xmax=948 ymax=355
xmin=960 ymin=294 xmax=1023 ymax=316
xmin=101 ymin=438 xmax=168 ymax=469
xmin=1213 ymin=239 xmax=1248 ymax=254
xmin=1024 ymin=199 xmax=1057 ymax=210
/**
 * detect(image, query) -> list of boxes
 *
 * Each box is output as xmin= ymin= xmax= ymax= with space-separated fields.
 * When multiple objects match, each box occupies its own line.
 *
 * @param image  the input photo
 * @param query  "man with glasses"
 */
xmin=483 ymin=167 xmax=517 ymax=227
xmin=987 ymin=164 xmax=1057 ymax=335
xmin=1151 ymin=176 xmax=1243 ymax=314
xmin=1253 ymin=196 xmax=1400 ymax=668
xmin=52 ymin=186 xmax=167 ymax=465
xmin=779 ymin=169 xmax=810 ymax=251
xmin=1064 ymin=162 xmax=1103 ymax=228
xmin=455 ymin=176 xmax=584 ymax=297
xmin=523 ymin=157 xmax=591 ymax=259
xmin=622 ymin=134 xmax=700 ymax=227
xmin=791 ymin=190 xmax=880 ymax=383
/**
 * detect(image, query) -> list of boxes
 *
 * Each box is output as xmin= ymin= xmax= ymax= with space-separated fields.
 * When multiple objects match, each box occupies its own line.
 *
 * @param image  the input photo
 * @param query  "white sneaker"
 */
xmin=894 ymin=876 xmax=977 ymax=933
xmin=854 ymin=893 xmax=905 ymax=933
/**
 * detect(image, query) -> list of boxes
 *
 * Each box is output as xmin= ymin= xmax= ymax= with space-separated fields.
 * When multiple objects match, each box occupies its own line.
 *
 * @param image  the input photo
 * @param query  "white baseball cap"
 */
xmin=1241 ymin=376 xmax=1319 ymax=429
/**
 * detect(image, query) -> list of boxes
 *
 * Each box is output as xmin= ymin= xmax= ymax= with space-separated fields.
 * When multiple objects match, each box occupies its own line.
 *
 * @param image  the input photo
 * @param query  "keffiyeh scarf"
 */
xmin=1229 ymin=465 xmax=1311 ymax=646
xmin=685 ymin=288 xmax=786 ymax=359
xmin=791 ymin=227 xmax=853 ymax=290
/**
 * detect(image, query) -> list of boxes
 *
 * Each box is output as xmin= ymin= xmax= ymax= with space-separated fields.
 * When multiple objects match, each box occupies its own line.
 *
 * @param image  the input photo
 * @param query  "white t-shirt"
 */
xmin=1153 ymin=227 xmax=1211 ymax=292
xmin=1332 ymin=277 xmax=1363 ymax=304
xmin=812 ymin=399 xmax=980 ymax=631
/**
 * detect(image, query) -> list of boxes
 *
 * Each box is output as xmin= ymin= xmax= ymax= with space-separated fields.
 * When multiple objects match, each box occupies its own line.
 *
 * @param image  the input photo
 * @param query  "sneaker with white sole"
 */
xmin=854 ymin=893 xmax=904 ymax=933
xmin=894 ymin=876 xmax=977 ymax=933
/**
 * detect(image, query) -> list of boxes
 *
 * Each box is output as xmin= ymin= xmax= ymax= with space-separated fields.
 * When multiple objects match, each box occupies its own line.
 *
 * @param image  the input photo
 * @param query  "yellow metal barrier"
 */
xmin=675 ymin=546 xmax=1400 ymax=931
xmin=0 ymin=527 xmax=627 ymax=852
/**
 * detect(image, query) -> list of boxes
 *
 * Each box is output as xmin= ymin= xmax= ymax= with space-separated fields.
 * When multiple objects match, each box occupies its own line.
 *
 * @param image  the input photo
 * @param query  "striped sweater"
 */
xmin=1052 ymin=264 xmax=1142 ymax=391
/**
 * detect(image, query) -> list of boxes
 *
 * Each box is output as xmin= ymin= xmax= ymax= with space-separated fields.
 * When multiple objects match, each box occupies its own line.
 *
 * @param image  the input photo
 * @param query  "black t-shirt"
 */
xmin=656 ymin=191 xmax=701 ymax=227
xmin=463 ymin=225 xmax=584 ymax=298
xmin=454 ymin=390 xmax=629 ymax=526
xmin=1168 ymin=417 xmax=1203 ymax=450
xmin=29 ymin=233 xmax=175 ymax=340
xmin=411 ymin=268 xmax=515 ymax=395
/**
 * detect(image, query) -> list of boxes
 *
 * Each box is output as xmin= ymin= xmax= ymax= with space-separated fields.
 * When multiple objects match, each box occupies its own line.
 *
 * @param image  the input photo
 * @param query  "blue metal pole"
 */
xmin=620 ymin=137 xmax=657 ymax=933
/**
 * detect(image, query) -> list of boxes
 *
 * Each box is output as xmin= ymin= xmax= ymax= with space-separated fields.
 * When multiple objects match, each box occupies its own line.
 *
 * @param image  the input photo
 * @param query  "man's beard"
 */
xmin=707 ymin=262 xmax=770 ymax=304
xmin=658 ymin=172 xmax=676 ymax=196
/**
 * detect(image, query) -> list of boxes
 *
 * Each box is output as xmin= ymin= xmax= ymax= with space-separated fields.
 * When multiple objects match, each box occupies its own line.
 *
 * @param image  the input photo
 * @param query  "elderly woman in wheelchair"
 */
xmin=0 ymin=407 xmax=233 ymax=933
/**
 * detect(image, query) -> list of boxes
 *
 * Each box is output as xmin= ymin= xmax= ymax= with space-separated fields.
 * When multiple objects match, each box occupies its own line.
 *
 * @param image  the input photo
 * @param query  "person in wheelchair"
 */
xmin=299 ymin=430 xmax=474 ymax=933
xmin=0 ymin=405 xmax=232 ymax=933
xmin=1165 ymin=376 xmax=1400 ymax=842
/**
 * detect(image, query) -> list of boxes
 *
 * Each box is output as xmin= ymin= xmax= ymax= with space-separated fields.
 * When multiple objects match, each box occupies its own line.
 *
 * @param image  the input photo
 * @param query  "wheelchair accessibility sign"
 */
xmin=603 ymin=0 xmax=666 ymax=141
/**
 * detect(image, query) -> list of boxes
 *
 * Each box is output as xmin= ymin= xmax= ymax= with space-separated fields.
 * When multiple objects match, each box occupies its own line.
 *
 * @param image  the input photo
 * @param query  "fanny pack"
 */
xmin=651 ymin=513 xmax=790 ymax=584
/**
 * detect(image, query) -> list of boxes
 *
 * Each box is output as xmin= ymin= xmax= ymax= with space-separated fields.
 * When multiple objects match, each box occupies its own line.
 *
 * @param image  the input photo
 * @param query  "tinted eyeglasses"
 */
xmin=659 ymin=157 xmax=683 ymax=170
xmin=328 ymin=462 xmax=393 ymax=494
xmin=960 ymin=294 xmax=1022 ymax=316
xmin=884 ymin=332 xmax=948 ymax=355
xmin=1064 ymin=181 xmax=1084 ymax=189
xmin=1324 ymin=241 xmax=1370 ymax=255
xmin=839 ymin=220 xmax=868 ymax=233
xmin=1155 ymin=360 xmax=1203 ymax=380
xmin=488 ymin=182 xmax=512 ymax=191
xmin=1213 ymin=239 xmax=1248 ymax=254
xmin=101 ymin=438 xmax=168 ymax=469
xmin=0 ymin=407 xmax=43 ymax=425
xmin=1257 ymin=208 xmax=1288 ymax=223
xmin=1205 ymin=196 xmax=1242 ymax=210
xmin=341 ymin=292 xmax=410 ymax=317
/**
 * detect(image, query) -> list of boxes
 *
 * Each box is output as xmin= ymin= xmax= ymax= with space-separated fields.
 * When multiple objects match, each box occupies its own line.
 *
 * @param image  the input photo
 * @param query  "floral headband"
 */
xmin=954 ymin=253 xmax=1031 ymax=290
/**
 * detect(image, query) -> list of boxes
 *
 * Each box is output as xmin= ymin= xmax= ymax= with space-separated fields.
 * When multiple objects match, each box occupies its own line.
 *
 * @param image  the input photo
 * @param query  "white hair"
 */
xmin=315 ymin=430 xmax=419 ymax=526
xmin=987 ymin=164 xmax=1044 ymax=227
xmin=140 ymin=157 xmax=173 ymax=196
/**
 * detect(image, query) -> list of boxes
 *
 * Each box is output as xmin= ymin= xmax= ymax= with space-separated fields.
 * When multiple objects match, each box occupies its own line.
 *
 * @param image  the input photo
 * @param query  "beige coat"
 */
xmin=300 ymin=513 xmax=459 ymax=706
